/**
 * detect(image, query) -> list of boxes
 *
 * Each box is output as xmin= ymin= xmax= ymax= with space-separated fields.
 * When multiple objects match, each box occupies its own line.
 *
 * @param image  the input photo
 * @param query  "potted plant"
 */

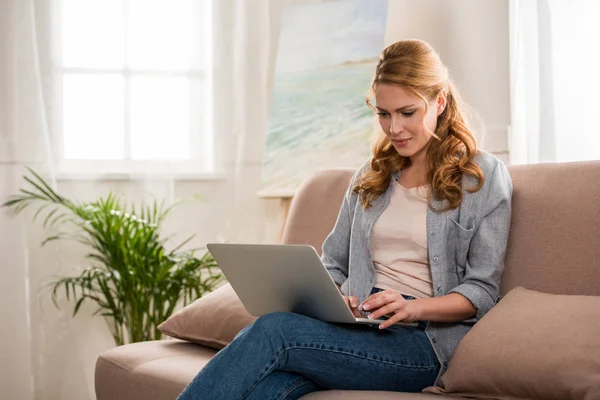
xmin=3 ymin=168 xmax=224 ymax=345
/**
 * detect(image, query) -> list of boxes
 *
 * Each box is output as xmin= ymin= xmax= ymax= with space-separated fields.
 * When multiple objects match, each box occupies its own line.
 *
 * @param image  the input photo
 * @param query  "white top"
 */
xmin=371 ymin=179 xmax=434 ymax=298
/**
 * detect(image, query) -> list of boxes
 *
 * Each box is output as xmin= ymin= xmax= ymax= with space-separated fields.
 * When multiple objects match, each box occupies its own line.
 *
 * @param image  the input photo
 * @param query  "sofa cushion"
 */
xmin=502 ymin=161 xmax=600 ymax=296
xmin=95 ymin=340 xmax=439 ymax=400
xmin=158 ymin=283 xmax=257 ymax=349
xmin=95 ymin=340 xmax=441 ymax=400
xmin=424 ymin=286 xmax=600 ymax=399
xmin=95 ymin=340 xmax=218 ymax=400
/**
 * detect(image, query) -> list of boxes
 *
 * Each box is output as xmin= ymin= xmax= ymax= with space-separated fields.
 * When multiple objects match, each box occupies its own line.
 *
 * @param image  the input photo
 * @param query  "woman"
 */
xmin=178 ymin=39 xmax=512 ymax=399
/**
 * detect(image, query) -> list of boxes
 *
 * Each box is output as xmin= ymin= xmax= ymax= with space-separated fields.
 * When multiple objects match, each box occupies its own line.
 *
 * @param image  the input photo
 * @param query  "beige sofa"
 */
xmin=95 ymin=160 xmax=600 ymax=400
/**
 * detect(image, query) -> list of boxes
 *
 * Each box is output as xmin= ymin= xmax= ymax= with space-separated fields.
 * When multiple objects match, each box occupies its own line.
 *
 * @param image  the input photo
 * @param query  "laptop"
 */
xmin=206 ymin=243 xmax=417 ymax=327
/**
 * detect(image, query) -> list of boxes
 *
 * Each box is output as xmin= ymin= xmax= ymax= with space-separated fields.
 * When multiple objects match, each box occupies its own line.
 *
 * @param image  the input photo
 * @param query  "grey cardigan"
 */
xmin=320 ymin=151 xmax=513 ymax=383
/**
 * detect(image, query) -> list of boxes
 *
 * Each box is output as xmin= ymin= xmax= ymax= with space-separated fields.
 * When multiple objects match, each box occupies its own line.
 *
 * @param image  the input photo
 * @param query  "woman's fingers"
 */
xmin=366 ymin=301 xmax=404 ymax=321
xmin=360 ymin=290 xmax=401 ymax=312
xmin=343 ymin=295 xmax=362 ymax=317
xmin=343 ymin=295 xmax=358 ymax=308
xmin=349 ymin=296 xmax=358 ymax=308
xmin=378 ymin=310 xmax=410 ymax=330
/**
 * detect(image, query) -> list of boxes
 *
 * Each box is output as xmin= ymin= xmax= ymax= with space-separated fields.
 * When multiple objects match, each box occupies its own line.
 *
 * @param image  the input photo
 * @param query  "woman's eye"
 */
xmin=402 ymin=111 xmax=415 ymax=117
xmin=377 ymin=112 xmax=390 ymax=117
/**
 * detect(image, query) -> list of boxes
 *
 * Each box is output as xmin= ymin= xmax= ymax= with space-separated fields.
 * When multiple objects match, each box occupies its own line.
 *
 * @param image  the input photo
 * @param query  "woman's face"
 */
xmin=374 ymin=83 xmax=444 ymax=162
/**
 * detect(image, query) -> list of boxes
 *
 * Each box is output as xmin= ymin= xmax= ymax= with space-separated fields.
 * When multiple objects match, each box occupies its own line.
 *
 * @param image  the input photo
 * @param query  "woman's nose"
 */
xmin=389 ymin=116 xmax=404 ymax=136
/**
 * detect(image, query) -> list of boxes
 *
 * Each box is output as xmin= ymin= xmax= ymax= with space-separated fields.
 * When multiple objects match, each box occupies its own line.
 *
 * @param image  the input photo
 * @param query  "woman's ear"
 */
xmin=437 ymin=91 xmax=448 ymax=115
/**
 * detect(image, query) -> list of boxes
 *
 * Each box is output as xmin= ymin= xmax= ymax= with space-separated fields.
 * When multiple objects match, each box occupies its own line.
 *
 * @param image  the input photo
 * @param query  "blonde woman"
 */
xmin=178 ymin=39 xmax=512 ymax=399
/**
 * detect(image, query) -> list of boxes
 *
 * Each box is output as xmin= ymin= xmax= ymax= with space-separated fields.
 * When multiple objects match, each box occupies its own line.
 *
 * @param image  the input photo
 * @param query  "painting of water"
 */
xmin=260 ymin=0 xmax=388 ymax=195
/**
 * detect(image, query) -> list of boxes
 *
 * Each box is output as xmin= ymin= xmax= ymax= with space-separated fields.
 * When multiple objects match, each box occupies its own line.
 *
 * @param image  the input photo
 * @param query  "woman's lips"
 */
xmin=393 ymin=138 xmax=411 ymax=147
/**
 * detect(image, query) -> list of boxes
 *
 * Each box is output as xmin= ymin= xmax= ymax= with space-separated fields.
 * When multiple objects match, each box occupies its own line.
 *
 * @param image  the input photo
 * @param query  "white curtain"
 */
xmin=216 ymin=0 xmax=284 ymax=243
xmin=509 ymin=0 xmax=600 ymax=164
xmin=0 ymin=0 xmax=282 ymax=399
xmin=1 ymin=1 xmax=52 ymax=399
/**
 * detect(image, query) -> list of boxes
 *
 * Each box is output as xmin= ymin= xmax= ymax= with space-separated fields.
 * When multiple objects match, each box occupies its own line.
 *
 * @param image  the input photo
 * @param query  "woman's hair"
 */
xmin=354 ymin=39 xmax=483 ymax=211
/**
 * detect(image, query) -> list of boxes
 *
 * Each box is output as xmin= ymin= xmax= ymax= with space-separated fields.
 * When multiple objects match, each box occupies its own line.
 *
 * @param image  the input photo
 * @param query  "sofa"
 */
xmin=95 ymin=160 xmax=600 ymax=400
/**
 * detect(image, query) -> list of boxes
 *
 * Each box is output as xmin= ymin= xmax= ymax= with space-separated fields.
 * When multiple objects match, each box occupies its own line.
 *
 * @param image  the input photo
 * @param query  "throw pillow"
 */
xmin=158 ymin=283 xmax=257 ymax=349
xmin=424 ymin=286 xmax=600 ymax=400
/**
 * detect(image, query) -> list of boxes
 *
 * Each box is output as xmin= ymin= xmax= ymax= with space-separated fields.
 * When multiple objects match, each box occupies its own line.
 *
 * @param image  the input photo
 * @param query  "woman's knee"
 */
xmin=254 ymin=311 xmax=303 ymax=331
xmin=233 ymin=312 xmax=293 ymax=339
xmin=246 ymin=312 xmax=311 ymax=341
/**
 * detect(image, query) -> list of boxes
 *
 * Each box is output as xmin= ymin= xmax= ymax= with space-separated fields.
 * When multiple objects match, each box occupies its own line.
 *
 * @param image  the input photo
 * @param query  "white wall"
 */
xmin=385 ymin=0 xmax=510 ymax=162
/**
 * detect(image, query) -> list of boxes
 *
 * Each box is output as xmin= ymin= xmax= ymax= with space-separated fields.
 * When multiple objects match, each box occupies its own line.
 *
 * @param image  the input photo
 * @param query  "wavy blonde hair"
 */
xmin=354 ymin=39 xmax=483 ymax=211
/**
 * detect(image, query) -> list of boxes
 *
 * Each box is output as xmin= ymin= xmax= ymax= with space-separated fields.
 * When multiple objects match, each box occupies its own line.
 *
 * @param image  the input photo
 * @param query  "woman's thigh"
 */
xmin=252 ymin=312 xmax=440 ymax=393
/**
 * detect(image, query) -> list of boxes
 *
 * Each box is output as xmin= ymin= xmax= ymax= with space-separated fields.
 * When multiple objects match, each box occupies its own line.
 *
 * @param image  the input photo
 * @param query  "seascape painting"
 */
xmin=260 ymin=0 xmax=389 ymax=195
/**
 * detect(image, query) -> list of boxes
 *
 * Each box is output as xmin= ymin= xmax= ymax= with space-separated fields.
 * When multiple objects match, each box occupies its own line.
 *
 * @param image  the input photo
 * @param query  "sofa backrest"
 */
xmin=501 ymin=161 xmax=600 ymax=296
xmin=282 ymin=169 xmax=355 ymax=252
xmin=281 ymin=161 xmax=600 ymax=296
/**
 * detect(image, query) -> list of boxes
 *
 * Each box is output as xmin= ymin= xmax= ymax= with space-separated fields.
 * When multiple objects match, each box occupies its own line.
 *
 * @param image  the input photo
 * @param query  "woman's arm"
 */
xmin=320 ymin=196 xmax=352 ymax=286
xmin=359 ymin=290 xmax=475 ymax=328
xmin=447 ymin=160 xmax=513 ymax=321
xmin=410 ymin=293 xmax=475 ymax=322
xmin=321 ymin=163 xmax=368 ymax=286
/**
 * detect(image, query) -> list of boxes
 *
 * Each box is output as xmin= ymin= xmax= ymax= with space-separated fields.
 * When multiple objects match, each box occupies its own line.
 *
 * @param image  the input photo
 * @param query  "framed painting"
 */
xmin=260 ymin=0 xmax=388 ymax=196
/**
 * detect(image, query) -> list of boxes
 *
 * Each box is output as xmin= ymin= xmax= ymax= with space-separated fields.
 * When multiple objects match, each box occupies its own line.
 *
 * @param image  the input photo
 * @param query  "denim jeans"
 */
xmin=177 ymin=287 xmax=439 ymax=400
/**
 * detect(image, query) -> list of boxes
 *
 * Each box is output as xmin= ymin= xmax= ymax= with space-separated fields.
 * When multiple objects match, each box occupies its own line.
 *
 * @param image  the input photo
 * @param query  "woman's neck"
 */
xmin=406 ymin=153 xmax=428 ymax=175
xmin=399 ymin=159 xmax=429 ymax=188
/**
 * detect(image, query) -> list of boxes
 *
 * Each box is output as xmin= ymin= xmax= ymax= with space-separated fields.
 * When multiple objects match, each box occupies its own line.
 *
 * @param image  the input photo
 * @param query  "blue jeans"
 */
xmin=177 ymin=288 xmax=439 ymax=400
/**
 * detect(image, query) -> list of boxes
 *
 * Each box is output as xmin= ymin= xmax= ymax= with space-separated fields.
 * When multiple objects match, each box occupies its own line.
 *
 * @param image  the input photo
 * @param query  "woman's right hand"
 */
xmin=342 ymin=295 xmax=363 ymax=318
xmin=336 ymin=285 xmax=362 ymax=317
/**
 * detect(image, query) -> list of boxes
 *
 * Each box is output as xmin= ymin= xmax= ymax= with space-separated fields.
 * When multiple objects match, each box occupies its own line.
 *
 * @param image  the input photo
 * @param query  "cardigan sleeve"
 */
xmin=449 ymin=160 xmax=513 ymax=320
xmin=320 ymin=161 xmax=369 ymax=287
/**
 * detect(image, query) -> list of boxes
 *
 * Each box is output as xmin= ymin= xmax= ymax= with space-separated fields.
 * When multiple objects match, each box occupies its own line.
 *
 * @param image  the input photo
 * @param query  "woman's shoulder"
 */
xmin=344 ymin=159 xmax=372 ymax=201
xmin=472 ymin=150 xmax=506 ymax=175
xmin=470 ymin=150 xmax=513 ymax=198
xmin=356 ymin=158 xmax=372 ymax=174
xmin=350 ymin=158 xmax=373 ymax=185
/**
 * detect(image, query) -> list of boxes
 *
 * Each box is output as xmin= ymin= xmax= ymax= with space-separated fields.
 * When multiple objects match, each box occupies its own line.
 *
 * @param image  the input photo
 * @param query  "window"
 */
xmin=549 ymin=0 xmax=600 ymax=162
xmin=53 ymin=0 xmax=213 ymax=176
xmin=510 ymin=0 xmax=600 ymax=164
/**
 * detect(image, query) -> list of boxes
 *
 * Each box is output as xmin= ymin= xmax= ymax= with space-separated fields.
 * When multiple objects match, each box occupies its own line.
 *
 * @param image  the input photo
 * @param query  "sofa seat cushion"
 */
xmin=95 ymin=340 xmax=217 ymax=400
xmin=96 ymin=340 xmax=443 ymax=400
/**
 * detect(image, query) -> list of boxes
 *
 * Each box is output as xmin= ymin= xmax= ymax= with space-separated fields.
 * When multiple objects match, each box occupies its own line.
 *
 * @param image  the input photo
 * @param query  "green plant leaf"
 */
xmin=42 ymin=234 xmax=65 ymax=246
xmin=73 ymin=296 xmax=86 ymax=316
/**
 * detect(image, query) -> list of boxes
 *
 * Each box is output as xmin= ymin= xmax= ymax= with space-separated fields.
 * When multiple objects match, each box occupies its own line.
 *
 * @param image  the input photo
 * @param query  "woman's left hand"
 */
xmin=359 ymin=289 xmax=421 ymax=329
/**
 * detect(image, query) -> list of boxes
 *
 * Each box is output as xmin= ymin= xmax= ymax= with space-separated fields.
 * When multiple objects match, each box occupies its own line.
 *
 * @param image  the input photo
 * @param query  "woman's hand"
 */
xmin=359 ymin=289 xmax=421 ymax=329
xmin=342 ymin=295 xmax=363 ymax=318
xmin=336 ymin=285 xmax=362 ymax=317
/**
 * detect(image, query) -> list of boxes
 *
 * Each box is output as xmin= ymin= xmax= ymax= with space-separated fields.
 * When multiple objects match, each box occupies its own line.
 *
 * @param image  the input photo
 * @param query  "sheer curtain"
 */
xmin=216 ymin=0 xmax=284 ymax=244
xmin=1 ymin=1 xmax=53 ymax=399
xmin=509 ymin=0 xmax=600 ymax=164
xmin=0 ymin=0 xmax=282 ymax=399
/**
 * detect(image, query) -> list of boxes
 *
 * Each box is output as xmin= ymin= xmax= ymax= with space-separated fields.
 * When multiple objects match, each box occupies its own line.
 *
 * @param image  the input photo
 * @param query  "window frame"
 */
xmin=51 ymin=0 xmax=217 ymax=179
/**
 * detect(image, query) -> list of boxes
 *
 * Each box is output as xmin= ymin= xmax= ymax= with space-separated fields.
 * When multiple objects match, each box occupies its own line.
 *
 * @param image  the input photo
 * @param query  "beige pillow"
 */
xmin=158 ymin=283 xmax=257 ymax=349
xmin=424 ymin=286 xmax=600 ymax=400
